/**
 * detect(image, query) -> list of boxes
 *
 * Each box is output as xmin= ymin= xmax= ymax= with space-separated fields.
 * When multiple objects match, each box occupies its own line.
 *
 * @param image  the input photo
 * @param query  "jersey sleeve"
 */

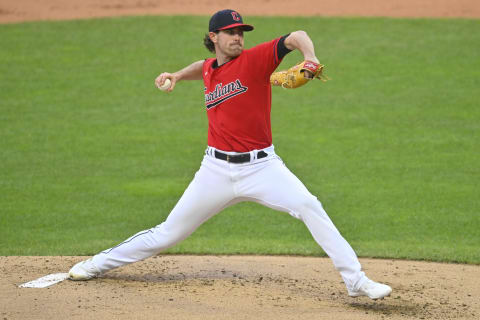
xmin=202 ymin=58 xmax=214 ymax=75
xmin=277 ymin=34 xmax=292 ymax=61
xmin=246 ymin=35 xmax=292 ymax=81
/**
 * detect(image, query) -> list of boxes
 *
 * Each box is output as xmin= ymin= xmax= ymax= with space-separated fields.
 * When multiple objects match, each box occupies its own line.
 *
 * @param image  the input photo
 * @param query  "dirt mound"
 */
xmin=2 ymin=255 xmax=479 ymax=319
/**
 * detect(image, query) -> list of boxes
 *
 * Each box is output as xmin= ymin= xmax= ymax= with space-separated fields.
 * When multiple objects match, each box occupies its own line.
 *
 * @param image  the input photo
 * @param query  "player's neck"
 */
xmin=216 ymin=55 xmax=231 ymax=67
xmin=215 ymin=53 xmax=239 ymax=67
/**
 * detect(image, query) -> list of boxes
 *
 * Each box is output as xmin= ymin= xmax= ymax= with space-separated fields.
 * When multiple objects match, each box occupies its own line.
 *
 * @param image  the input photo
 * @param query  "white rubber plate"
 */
xmin=19 ymin=273 xmax=69 ymax=288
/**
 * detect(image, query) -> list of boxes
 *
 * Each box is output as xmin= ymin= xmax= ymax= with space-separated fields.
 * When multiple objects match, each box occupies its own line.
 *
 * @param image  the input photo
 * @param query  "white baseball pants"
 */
xmin=92 ymin=145 xmax=366 ymax=291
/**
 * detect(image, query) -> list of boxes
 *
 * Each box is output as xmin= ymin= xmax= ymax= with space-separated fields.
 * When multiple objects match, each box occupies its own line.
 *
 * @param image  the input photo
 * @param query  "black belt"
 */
xmin=214 ymin=150 xmax=268 ymax=163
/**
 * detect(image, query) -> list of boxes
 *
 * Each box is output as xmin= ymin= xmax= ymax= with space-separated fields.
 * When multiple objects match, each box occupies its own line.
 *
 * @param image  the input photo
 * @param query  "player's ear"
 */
xmin=209 ymin=31 xmax=218 ymax=44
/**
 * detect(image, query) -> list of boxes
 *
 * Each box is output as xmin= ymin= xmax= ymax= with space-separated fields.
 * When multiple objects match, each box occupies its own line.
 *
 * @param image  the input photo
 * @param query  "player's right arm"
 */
xmin=155 ymin=60 xmax=204 ymax=92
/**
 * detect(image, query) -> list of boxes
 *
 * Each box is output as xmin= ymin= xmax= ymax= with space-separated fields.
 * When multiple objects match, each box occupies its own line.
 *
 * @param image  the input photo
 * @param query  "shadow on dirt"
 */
xmin=348 ymin=300 xmax=425 ymax=318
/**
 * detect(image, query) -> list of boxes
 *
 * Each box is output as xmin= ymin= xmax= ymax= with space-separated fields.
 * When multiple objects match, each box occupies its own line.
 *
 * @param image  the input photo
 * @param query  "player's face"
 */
xmin=212 ymin=27 xmax=244 ymax=58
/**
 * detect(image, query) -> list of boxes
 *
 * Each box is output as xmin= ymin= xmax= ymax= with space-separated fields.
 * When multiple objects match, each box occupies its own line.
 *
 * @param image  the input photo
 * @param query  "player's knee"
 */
xmin=291 ymin=195 xmax=325 ymax=219
xmin=145 ymin=223 xmax=192 ymax=252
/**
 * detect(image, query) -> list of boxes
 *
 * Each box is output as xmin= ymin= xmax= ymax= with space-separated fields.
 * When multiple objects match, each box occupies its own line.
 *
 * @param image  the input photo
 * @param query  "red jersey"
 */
xmin=202 ymin=36 xmax=287 ymax=152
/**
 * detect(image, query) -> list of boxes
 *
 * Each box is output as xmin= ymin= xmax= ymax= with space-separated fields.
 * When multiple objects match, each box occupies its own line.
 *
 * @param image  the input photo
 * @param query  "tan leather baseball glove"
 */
xmin=270 ymin=60 xmax=328 ymax=89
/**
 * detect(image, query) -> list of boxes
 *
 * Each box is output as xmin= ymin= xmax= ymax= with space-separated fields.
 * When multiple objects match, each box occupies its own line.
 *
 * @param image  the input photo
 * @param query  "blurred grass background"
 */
xmin=0 ymin=16 xmax=479 ymax=263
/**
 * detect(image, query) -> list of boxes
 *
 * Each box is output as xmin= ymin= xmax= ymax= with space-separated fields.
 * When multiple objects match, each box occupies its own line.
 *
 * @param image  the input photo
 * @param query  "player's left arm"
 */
xmin=283 ymin=31 xmax=319 ymax=64
xmin=270 ymin=31 xmax=327 ymax=88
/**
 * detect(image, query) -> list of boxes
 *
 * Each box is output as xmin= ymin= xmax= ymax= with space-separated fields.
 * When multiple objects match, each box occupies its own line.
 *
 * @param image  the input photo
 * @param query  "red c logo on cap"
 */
xmin=231 ymin=11 xmax=240 ymax=21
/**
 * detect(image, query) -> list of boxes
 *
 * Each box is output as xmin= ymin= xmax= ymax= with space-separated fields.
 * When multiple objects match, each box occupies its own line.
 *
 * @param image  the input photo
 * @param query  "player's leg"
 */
xmin=70 ymin=155 xmax=237 ymax=279
xmin=237 ymin=154 xmax=391 ymax=298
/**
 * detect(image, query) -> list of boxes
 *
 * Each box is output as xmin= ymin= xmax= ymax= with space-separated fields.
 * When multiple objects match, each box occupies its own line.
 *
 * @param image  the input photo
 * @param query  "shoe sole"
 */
xmin=348 ymin=290 xmax=392 ymax=300
xmin=68 ymin=273 xmax=95 ymax=281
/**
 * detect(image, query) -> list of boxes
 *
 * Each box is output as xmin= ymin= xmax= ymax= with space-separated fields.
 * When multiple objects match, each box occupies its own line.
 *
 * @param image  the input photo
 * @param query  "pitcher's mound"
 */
xmin=2 ymin=255 xmax=479 ymax=319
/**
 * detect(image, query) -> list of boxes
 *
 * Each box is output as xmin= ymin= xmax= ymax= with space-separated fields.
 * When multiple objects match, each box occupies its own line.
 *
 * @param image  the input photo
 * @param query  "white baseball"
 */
xmin=158 ymin=78 xmax=171 ymax=91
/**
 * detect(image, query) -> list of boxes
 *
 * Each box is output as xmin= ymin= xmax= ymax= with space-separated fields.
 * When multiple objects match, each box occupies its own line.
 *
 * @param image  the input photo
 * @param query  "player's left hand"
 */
xmin=270 ymin=60 xmax=329 ymax=89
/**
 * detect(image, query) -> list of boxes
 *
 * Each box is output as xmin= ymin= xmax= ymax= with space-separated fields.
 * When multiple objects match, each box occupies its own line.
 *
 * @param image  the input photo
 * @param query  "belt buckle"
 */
xmin=226 ymin=154 xmax=230 ymax=162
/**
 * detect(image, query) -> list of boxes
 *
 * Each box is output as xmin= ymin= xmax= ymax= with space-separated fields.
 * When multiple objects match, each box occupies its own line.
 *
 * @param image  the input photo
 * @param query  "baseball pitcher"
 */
xmin=69 ymin=9 xmax=392 ymax=300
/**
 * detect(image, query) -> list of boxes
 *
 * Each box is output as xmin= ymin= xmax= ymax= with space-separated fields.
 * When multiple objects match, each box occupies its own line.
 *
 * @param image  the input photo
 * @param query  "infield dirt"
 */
xmin=1 ymin=0 xmax=480 ymax=23
xmin=1 ymin=1 xmax=479 ymax=319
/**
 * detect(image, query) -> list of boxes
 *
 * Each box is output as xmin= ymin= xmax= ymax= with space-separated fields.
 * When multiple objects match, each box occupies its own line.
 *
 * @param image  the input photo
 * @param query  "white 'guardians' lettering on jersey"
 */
xmin=204 ymin=79 xmax=248 ymax=109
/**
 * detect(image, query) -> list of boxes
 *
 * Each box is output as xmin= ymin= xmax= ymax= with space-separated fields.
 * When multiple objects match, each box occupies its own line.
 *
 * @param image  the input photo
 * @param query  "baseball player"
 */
xmin=69 ymin=9 xmax=392 ymax=300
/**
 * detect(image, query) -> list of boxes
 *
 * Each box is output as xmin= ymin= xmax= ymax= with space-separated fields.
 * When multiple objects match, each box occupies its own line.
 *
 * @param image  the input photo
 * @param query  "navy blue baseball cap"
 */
xmin=209 ymin=9 xmax=254 ymax=32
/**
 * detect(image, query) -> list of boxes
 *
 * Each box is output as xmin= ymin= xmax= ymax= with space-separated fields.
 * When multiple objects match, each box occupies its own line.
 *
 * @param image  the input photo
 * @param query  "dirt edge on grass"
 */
xmin=1 ymin=0 xmax=480 ymax=24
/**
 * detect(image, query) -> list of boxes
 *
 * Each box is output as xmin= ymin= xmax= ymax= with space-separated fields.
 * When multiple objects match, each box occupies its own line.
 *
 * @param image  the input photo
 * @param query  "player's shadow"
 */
xmin=348 ymin=300 xmax=424 ymax=317
xmin=101 ymin=270 xmax=245 ymax=283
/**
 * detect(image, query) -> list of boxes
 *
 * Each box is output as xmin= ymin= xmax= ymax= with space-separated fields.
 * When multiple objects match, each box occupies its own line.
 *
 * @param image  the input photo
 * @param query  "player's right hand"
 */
xmin=155 ymin=72 xmax=177 ymax=92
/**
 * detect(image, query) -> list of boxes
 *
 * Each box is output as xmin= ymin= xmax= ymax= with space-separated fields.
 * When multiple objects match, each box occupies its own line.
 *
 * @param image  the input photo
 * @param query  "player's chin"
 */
xmin=229 ymin=48 xmax=243 ymax=57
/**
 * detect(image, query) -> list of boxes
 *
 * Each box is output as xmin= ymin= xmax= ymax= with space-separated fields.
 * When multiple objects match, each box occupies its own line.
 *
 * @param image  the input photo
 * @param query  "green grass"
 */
xmin=1 ymin=16 xmax=479 ymax=264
